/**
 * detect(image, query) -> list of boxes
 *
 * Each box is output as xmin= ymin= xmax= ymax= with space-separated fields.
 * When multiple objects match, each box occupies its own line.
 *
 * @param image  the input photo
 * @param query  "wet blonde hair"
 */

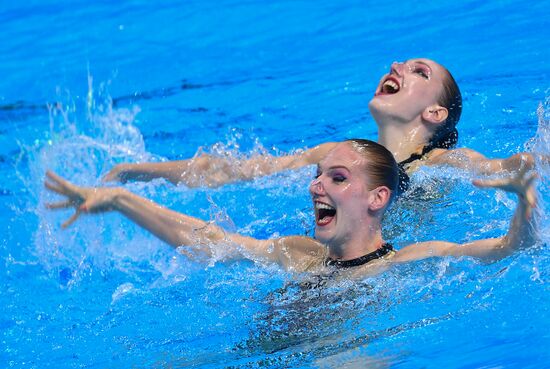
xmin=346 ymin=138 xmax=399 ymax=200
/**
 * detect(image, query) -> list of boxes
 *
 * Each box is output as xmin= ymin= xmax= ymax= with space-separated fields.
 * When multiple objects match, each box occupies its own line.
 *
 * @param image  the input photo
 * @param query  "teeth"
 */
xmin=316 ymin=203 xmax=334 ymax=210
xmin=383 ymin=80 xmax=399 ymax=92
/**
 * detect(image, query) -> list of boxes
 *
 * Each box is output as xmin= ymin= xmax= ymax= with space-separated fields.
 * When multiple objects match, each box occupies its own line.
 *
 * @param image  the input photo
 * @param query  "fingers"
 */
xmin=44 ymin=173 xmax=81 ymax=210
xmin=45 ymin=200 xmax=73 ymax=210
xmin=525 ymin=173 xmax=538 ymax=203
xmin=44 ymin=171 xmax=95 ymax=229
xmin=45 ymin=170 xmax=66 ymax=185
xmin=517 ymin=173 xmax=538 ymax=210
xmin=44 ymin=179 xmax=64 ymax=195
xmin=102 ymin=164 xmax=129 ymax=184
xmin=524 ymin=188 xmax=537 ymax=219
xmin=46 ymin=170 xmax=77 ymax=193
xmin=45 ymin=173 xmax=72 ymax=197
xmin=524 ymin=184 xmax=538 ymax=211
xmin=61 ymin=209 xmax=82 ymax=229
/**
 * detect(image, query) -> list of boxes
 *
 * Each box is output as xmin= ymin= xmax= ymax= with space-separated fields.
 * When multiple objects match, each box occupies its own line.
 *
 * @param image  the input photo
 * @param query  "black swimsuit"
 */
xmin=324 ymin=243 xmax=394 ymax=269
xmin=396 ymin=145 xmax=438 ymax=194
xmin=395 ymin=127 xmax=459 ymax=194
xmin=299 ymin=243 xmax=394 ymax=290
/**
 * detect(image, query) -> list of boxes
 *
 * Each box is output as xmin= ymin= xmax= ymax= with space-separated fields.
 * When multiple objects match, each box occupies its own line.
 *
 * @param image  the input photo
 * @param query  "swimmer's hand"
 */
xmin=473 ymin=169 xmax=538 ymax=218
xmin=103 ymin=164 xmax=130 ymax=183
xmin=44 ymin=170 xmax=121 ymax=228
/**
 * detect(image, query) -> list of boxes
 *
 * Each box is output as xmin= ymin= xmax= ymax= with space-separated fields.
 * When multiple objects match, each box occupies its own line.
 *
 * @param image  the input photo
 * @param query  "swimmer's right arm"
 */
xmin=45 ymin=171 xmax=324 ymax=270
xmin=393 ymin=169 xmax=538 ymax=263
xmin=103 ymin=142 xmax=338 ymax=188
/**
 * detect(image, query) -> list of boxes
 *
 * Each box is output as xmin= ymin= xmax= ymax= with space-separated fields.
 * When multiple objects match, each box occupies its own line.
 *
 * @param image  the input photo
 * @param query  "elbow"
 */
xmin=475 ymin=237 xmax=513 ymax=264
xmin=493 ymin=235 xmax=528 ymax=261
xmin=494 ymin=235 xmax=514 ymax=260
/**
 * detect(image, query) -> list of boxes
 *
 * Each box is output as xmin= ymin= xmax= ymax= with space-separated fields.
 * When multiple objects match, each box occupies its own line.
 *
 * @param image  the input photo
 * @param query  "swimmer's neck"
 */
xmin=327 ymin=227 xmax=385 ymax=261
xmin=377 ymin=120 xmax=434 ymax=163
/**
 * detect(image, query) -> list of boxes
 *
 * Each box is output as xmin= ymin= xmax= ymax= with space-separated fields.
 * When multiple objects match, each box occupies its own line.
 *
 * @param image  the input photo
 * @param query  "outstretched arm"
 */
xmin=394 ymin=169 xmax=538 ymax=263
xmin=103 ymin=142 xmax=338 ymax=187
xmin=425 ymin=148 xmax=539 ymax=176
xmin=45 ymin=171 xmax=324 ymax=270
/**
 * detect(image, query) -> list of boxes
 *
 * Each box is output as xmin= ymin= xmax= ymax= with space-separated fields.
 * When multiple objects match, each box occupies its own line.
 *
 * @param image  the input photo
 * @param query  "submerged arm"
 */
xmin=45 ymin=171 xmax=323 ymax=270
xmin=103 ymin=142 xmax=338 ymax=187
xmin=394 ymin=170 xmax=538 ymax=263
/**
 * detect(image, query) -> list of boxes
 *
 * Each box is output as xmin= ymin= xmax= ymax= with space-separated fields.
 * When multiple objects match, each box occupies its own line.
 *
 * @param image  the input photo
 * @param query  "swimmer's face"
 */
xmin=309 ymin=143 xmax=373 ymax=246
xmin=368 ymin=58 xmax=448 ymax=125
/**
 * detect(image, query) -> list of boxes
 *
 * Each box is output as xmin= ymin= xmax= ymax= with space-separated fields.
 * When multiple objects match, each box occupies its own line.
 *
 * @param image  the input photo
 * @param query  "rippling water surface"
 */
xmin=1 ymin=1 xmax=549 ymax=368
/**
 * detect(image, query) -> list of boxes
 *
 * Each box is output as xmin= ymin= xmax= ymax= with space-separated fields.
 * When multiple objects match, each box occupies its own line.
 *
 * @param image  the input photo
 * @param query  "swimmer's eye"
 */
xmin=332 ymin=175 xmax=346 ymax=183
xmin=414 ymin=68 xmax=430 ymax=79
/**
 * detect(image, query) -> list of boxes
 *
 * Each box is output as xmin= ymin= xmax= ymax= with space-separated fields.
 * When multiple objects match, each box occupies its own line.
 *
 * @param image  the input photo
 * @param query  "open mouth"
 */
xmin=377 ymin=76 xmax=400 ymax=95
xmin=315 ymin=202 xmax=336 ymax=226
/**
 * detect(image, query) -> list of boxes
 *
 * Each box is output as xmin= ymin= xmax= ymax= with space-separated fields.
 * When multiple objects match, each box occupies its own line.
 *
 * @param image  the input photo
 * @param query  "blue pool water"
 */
xmin=1 ymin=0 xmax=549 ymax=367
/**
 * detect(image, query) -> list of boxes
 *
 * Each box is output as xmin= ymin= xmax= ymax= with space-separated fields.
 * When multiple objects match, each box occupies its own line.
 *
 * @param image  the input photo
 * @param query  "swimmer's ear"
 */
xmin=368 ymin=186 xmax=392 ymax=213
xmin=422 ymin=104 xmax=448 ymax=125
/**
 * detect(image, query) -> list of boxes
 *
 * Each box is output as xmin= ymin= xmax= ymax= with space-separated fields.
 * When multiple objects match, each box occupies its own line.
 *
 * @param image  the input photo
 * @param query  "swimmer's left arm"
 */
xmin=394 ymin=170 xmax=538 ymax=263
xmin=426 ymin=148 xmax=538 ymax=176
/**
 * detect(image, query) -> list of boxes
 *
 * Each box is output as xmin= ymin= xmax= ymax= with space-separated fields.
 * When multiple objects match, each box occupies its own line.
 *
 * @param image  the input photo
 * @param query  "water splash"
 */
xmin=26 ymin=77 xmax=166 ymax=285
xmin=525 ymin=94 xmax=550 ymax=241
xmin=526 ymin=94 xmax=550 ymax=155
xmin=24 ymin=75 xmax=311 ymax=288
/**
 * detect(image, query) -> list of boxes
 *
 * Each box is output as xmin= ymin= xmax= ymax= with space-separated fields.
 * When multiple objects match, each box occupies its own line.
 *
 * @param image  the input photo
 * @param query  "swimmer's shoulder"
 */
xmin=422 ymin=147 xmax=486 ymax=166
xmin=274 ymin=236 xmax=327 ymax=272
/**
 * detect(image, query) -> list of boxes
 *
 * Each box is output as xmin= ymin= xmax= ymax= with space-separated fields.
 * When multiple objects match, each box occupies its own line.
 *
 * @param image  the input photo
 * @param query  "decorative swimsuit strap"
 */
xmin=399 ymin=127 xmax=459 ymax=167
xmin=398 ymin=144 xmax=434 ymax=167
xmin=396 ymin=144 xmax=438 ymax=194
xmin=324 ymin=243 xmax=393 ymax=269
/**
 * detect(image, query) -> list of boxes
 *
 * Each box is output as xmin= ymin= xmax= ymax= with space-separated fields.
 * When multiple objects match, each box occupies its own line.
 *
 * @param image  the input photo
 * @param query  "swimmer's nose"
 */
xmin=309 ymin=177 xmax=326 ymax=196
xmin=391 ymin=61 xmax=405 ymax=75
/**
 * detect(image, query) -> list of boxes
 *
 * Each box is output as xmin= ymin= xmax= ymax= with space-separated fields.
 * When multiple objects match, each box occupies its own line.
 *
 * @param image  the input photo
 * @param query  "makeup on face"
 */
xmin=310 ymin=145 xmax=372 ymax=243
xmin=375 ymin=59 xmax=434 ymax=96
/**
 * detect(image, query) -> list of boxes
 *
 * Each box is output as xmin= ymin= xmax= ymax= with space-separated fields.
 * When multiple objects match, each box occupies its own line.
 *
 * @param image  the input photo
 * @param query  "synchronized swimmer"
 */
xmin=45 ymin=139 xmax=538 ymax=278
xmin=102 ymin=58 xmax=537 ymax=192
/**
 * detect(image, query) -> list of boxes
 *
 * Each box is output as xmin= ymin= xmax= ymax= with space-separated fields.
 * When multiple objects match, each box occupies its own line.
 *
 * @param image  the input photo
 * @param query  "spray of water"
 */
xmin=27 ymin=77 xmax=174 ymax=286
